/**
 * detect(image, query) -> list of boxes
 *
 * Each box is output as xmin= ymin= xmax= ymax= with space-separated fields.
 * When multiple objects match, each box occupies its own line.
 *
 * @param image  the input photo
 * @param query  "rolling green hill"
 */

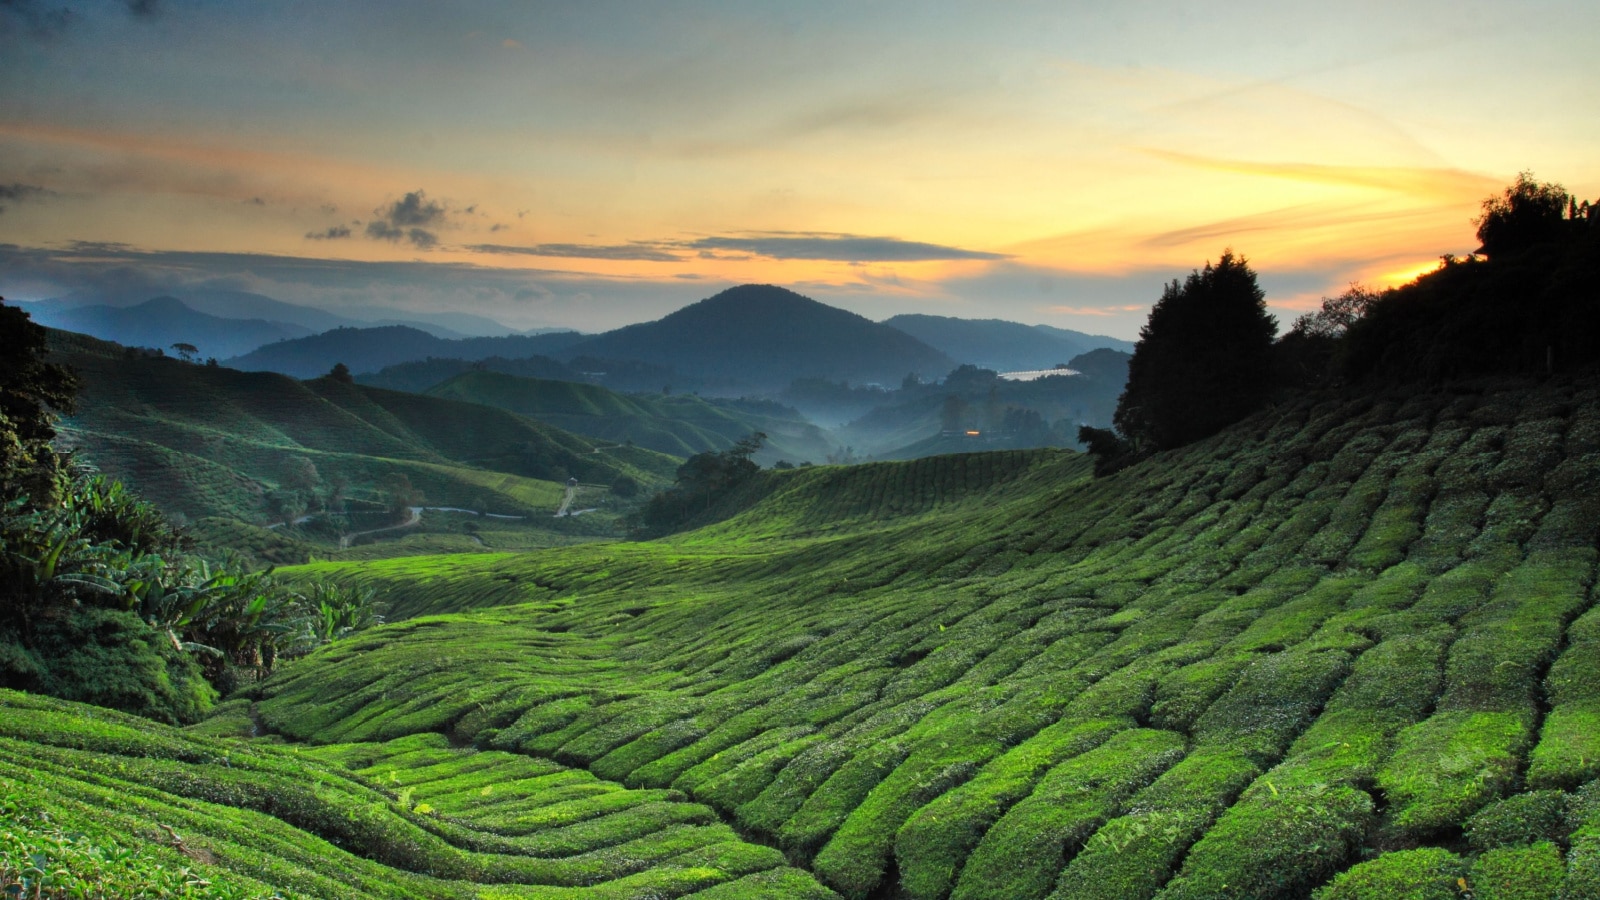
xmin=50 ymin=333 xmax=678 ymax=529
xmin=211 ymin=373 xmax=1600 ymax=899
xmin=424 ymin=370 xmax=838 ymax=463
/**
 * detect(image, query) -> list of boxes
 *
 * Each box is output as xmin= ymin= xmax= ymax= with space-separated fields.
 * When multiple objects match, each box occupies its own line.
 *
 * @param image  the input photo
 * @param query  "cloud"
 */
xmin=1139 ymin=203 xmax=1441 ymax=250
xmin=366 ymin=222 xmax=437 ymax=248
xmin=0 ymin=0 xmax=75 ymax=39
xmin=305 ymin=224 xmax=351 ymax=240
xmin=0 ymin=182 xmax=54 ymax=214
xmin=0 ymin=241 xmax=715 ymax=332
xmin=1144 ymin=151 xmax=1501 ymax=202
xmin=244 ymin=196 xmax=265 ymax=206
xmin=364 ymin=189 xmax=448 ymax=248
xmin=469 ymin=242 xmax=681 ymax=262
xmin=1 ymin=0 xmax=158 ymax=40
xmin=683 ymin=232 xmax=1009 ymax=262
xmin=378 ymin=190 xmax=445 ymax=228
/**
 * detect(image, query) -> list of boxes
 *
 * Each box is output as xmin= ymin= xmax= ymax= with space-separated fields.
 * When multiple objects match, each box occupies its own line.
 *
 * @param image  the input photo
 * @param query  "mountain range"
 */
xmin=224 ymin=326 xmax=588 ymax=379
xmin=884 ymin=314 xmax=1135 ymax=372
xmin=23 ymin=288 xmax=524 ymax=339
xmin=21 ymin=296 xmax=315 ymax=360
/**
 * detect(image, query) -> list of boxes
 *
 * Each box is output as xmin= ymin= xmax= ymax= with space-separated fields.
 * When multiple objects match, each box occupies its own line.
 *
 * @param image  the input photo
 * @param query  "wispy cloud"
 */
xmin=469 ymin=242 xmax=681 ymax=262
xmin=0 ymin=182 xmax=55 ymax=214
xmin=304 ymin=224 xmax=351 ymax=240
xmin=1140 ymin=203 xmax=1441 ymax=250
xmin=2 ymin=0 xmax=160 ymax=40
xmin=1145 ymin=151 xmax=1501 ymax=201
xmin=684 ymin=232 xmax=1008 ymax=262
xmin=1045 ymin=304 xmax=1147 ymax=317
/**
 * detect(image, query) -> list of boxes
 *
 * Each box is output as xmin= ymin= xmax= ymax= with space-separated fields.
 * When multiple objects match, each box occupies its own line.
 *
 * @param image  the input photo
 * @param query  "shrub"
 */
xmin=1465 ymin=791 xmax=1571 ymax=851
xmin=1312 ymin=847 xmax=1467 ymax=900
xmin=1469 ymin=842 xmax=1566 ymax=900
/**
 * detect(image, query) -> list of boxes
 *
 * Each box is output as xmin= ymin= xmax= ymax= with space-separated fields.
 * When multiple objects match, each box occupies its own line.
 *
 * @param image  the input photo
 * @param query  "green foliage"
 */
xmin=1469 ymin=842 xmax=1566 ymax=900
xmin=0 ymin=471 xmax=382 ymax=721
xmin=1312 ymin=847 xmax=1468 ymax=900
xmin=1465 ymin=791 xmax=1571 ymax=851
xmin=633 ymin=432 xmax=767 ymax=536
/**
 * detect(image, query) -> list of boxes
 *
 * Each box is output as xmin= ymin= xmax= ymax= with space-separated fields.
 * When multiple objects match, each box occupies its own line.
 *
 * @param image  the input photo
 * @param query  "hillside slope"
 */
xmin=425 ymin=370 xmax=838 ymax=463
xmin=250 ymin=375 xmax=1600 ymax=898
xmin=52 ymin=334 xmax=677 ymax=524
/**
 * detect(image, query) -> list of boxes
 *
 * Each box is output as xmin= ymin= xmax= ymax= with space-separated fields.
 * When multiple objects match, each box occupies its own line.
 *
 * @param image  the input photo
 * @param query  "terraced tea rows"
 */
xmin=0 ymin=691 xmax=833 ymax=898
xmin=244 ymin=377 xmax=1600 ymax=898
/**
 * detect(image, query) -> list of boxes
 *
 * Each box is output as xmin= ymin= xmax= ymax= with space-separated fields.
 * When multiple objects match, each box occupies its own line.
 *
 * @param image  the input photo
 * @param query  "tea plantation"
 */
xmin=7 ymin=375 xmax=1600 ymax=898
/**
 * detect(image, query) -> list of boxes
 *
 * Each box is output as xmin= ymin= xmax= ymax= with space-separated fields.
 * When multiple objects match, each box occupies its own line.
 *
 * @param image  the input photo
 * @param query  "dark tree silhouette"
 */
xmin=1475 ymin=172 xmax=1571 ymax=258
xmin=1113 ymin=251 xmax=1277 ymax=451
xmin=0 ymin=299 xmax=79 ymax=506
xmin=328 ymin=362 xmax=354 ymax=383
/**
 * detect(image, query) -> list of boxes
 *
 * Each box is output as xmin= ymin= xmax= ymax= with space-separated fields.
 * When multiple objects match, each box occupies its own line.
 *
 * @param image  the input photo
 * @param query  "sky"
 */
xmin=1 ymin=0 xmax=1597 ymax=339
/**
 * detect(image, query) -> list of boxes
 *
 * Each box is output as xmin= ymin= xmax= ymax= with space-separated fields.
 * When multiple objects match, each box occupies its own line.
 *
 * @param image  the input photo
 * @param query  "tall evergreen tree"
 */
xmin=1113 ymin=251 xmax=1277 ymax=451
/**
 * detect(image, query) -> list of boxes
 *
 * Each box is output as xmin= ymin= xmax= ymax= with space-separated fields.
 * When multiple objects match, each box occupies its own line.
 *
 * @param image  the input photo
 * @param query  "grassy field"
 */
xmin=8 ymin=374 xmax=1600 ymax=898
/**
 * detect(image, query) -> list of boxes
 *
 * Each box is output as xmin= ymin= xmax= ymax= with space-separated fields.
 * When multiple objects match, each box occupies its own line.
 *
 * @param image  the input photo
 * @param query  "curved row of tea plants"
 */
xmin=254 ymin=376 xmax=1600 ymax=899
xmin=0 ymin=690 xmax=834 ymax=899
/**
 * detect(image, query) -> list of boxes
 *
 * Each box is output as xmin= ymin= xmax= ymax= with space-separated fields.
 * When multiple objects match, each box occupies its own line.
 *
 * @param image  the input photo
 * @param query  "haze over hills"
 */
xmin=223 ymin=325 xmax=588 ymax=379
xmin=884 ymin=314 xmax=1136 ymax=372
xmin=839 ymin=349 xmax=1131 ymax=459
xmin=20 ymin=295 xmax=315 ymax=360
xmin=424 ymin=369 xmax=840 ymax=463
xmin=25 ymin=288 xmax=524 ymax=339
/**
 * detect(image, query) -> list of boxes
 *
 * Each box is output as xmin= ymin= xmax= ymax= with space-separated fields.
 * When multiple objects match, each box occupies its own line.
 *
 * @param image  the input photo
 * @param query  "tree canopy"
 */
xmin=1113 ymin=251 xmax=1277 ymax=451
xmin=1475 ymin=172 xmax=1572 ymax=258
xmin=634 ymin=431 xmax=766 ymax=535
